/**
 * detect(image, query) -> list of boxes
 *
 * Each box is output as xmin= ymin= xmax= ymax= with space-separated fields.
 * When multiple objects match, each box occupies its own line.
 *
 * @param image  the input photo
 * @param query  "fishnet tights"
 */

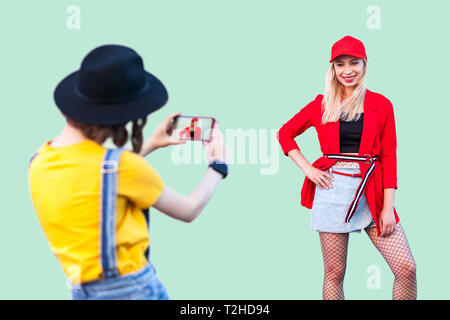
xmin=365 ymin=223 xmax=417 ymax=299
xmin=319 ymin=232 xmax=349 ymax=299
xmin=319 ymin=222 xmax=417 ymax=300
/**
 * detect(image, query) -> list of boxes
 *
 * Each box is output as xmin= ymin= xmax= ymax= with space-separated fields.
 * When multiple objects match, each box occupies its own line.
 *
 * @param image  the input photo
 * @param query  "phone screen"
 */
xmin=170 ymin=115 xmax=216 ymax=142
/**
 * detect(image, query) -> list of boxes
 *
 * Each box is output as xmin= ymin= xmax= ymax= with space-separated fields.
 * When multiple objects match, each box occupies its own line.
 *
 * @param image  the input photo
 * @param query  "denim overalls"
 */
xmin=29 ymin=147 xmax=169 ymax=300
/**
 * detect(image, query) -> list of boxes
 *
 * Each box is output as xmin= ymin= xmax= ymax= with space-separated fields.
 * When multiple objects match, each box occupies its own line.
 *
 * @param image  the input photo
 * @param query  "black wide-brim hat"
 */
xmin=54 ymin=44 xmax=168 ymax=126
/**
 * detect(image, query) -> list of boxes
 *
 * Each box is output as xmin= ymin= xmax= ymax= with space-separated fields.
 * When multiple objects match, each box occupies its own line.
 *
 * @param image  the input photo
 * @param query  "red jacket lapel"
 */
xmin=359 ymin=90 xmax=377 ymax=156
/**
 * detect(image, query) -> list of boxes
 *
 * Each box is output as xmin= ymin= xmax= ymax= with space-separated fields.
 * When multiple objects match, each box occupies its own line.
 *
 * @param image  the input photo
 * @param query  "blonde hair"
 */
xmin=321 ymin=59 xmax=367 ymax=124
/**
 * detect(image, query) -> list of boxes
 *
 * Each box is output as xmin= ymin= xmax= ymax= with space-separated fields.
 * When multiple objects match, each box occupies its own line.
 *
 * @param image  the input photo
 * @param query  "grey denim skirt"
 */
xmin=310 ymin=165 xmax=376 ymax=233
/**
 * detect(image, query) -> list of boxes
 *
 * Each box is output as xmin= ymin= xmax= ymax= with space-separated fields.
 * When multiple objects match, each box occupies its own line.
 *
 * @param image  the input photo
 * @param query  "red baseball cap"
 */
xmin=330 ymin=35 xmax=367 ymax=63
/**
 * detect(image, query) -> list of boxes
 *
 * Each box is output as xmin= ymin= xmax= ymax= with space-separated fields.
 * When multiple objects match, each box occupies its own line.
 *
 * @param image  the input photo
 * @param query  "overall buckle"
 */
xmin=102 ymin=160 xmax=118 ymax=173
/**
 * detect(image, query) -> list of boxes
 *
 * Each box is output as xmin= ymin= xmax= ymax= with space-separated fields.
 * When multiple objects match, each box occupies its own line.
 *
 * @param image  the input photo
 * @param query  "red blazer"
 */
xmin=179 ymin=126 xmax=202 ymax=140
xmin=277 ymin=89 xmax=399 ymax=236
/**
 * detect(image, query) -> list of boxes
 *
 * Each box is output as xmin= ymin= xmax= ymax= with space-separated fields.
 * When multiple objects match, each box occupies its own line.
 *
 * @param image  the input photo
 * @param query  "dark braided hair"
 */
xmin=65 ymin=116 xmax=148 ymax=154
xmin=131 ymin=117 xmax=147 ymax=153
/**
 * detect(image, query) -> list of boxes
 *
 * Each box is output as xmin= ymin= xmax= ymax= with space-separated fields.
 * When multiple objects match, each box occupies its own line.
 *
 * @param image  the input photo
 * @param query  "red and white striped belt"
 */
xmin=324 ymin=153 xmax=379 ymax=223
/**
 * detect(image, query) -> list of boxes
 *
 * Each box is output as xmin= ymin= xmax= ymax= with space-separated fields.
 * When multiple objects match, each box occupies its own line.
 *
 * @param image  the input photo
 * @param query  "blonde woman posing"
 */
xmin=277 ymin=36 xmax=416 ymax=299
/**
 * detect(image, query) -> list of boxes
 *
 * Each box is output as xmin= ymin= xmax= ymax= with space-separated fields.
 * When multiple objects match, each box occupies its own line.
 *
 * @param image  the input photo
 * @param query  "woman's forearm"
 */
xmin=287 ymin=149 xmax=312 ymax=173
xmin=152 ymin=167 xmax=223 ymax=223
xmin=383 ymin=188 xmax=395 ymax=210
xmin=186 ymin=168 xmax=223 ymax=221
xmin=139 ymin=140 xmax=157 ymax=157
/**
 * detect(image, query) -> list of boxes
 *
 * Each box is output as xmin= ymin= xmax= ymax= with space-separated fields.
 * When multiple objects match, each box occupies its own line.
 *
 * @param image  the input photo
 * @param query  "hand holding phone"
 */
xmin=139 ymin=112 xmax=186 ymax=156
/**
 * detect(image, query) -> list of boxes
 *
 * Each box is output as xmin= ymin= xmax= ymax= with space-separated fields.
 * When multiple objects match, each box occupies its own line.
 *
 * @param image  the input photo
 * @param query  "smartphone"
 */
xmin=170 ymin=115 xmax=216 ymax=142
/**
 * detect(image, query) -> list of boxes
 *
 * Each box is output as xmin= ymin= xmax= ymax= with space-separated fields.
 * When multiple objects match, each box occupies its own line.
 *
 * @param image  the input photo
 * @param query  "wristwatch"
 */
xmin=208 ymin=160 xmax=228 ymax=179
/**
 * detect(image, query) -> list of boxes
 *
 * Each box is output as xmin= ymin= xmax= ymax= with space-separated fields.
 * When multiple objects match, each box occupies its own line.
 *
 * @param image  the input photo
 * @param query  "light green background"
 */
xmin=1 ymin=0 xmax=449 ymax=299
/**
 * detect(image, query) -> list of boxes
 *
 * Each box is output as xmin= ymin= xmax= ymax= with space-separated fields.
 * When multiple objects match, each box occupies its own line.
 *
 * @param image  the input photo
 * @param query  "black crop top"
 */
xmin=339 ymin=113 xmax=363 ymax=153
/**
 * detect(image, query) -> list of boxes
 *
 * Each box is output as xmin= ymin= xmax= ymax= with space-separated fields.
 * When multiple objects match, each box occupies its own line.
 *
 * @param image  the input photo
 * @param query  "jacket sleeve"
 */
xmin=277 ymin=96 xmax=319 ymax=156
xmin=380 ymin=98 xmax=398 ymax=189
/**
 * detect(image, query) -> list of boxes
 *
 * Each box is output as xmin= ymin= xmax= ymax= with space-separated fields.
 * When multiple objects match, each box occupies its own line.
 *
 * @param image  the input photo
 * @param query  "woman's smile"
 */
xmin=342 ymin=75 xmax=356 ymax=83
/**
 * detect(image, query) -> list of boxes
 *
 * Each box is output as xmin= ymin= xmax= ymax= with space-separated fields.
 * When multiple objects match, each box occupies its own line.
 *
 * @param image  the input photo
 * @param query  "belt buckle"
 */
xmin=364 ymin=154 xmax=372 ymax=164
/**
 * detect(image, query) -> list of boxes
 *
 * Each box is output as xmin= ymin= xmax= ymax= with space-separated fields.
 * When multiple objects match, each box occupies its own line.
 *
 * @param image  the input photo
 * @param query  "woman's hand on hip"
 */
xmin=305 ymin=166 xmax=334 ymax=190
xmin=379 ymin=207 xmax=396 ymax=237
xmin=139 ymin=112 xmax=186 ymax=157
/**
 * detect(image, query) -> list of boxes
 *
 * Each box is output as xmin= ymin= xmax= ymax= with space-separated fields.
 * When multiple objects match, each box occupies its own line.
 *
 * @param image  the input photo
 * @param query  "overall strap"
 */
xmin=100 ymin=148 xmax=125 ymax=279
xmin=28 ymin=152 xmax=39 ymax=168
xmin=142 ymin=208 xmax=150 ymax=260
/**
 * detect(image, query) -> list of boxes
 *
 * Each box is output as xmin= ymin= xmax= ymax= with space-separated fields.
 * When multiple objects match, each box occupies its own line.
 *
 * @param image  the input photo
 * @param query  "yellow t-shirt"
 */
xmin=28 ymin=139 xmax=164 ymax=284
